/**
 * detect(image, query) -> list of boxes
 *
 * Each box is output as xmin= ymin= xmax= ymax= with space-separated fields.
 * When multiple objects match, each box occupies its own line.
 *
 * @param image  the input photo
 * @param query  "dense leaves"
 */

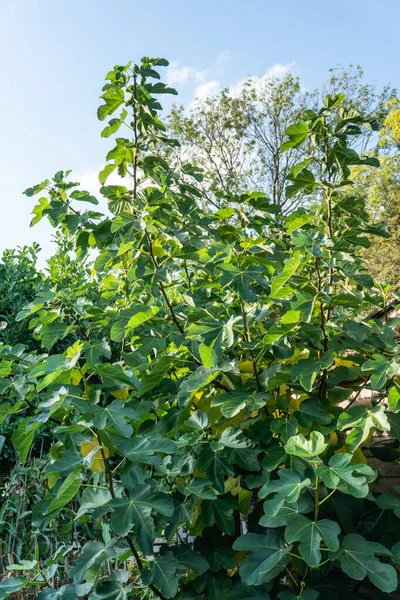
xmin=1 ymin=56 xmax=400 ymax=599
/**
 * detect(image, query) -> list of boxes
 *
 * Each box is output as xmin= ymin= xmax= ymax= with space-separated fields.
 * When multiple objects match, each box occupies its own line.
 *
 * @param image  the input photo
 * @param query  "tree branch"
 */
xmin=145 ymin=230 xmax=184 ymax=334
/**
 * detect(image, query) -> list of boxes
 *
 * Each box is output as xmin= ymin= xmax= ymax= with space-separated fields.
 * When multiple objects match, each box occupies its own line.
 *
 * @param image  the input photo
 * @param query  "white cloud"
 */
xmin=167 ymin=53 xmax=229 ymax=105
xmin=230 ymin=62 xmax=295 ymax=97
xmin=193 ymin=80 xmax=221 ymax=102
xmin=188 ymin=62 xmax=294 ymax=106
xmin=266 ymin=63 xmax=294 ymax=79
xmin=166 ymin=61 xmax=206 ymax=86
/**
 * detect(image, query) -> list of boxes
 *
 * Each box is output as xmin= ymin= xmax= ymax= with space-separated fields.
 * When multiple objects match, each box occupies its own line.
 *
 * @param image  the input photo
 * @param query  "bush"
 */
xmin=1 ymin=57 xmax=399 ymax=599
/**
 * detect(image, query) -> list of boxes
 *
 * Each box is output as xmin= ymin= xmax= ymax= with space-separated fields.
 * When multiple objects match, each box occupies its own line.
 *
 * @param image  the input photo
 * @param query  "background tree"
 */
xmin=351 ymin=155 xmax=400 ymax=289
xmin=167 ymin=92 xmax=253 ymax=208
xmin=348 ymin=98 xmax=400 ymax=290
xmin=167 ymin=73 xmax=309 ymax=212
xmin=324 ymin=64 xmax=395 ymax=151
xmin=0 ymin=234 xmax=95 ymax=467
xmin=168 ymin=65 xmax=396 ymax=214
xmin=240 ymin=73 xmax=311 ymax=211
xmin=0 ymin=243 xmax=45 ymax=349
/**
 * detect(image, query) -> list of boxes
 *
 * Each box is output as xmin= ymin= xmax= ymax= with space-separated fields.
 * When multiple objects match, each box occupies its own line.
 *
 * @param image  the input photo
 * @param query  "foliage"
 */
xmin=381 ymin=97 xmax=400 ymax=147
xmin=167 ymin=64 xmax=395 ymax=215
xmin=0 ymin=245 xmax=48 ymax=464
xmin=0 ymin=458 xmax=78 ymax=596
xmin=167 ymin=73 xmax=311 ymax=213
xmin=325 ymin=64 xmax=396 ymax=150
xmin=0 ymin=244 xmax=45 ymax=349
xmin=349 ymin=154 xmax=400 ymax=289
xmin=1 ymin=57 xmax=400 ymax=600
xmin=0 ymin=237 xmax=92 ymax=465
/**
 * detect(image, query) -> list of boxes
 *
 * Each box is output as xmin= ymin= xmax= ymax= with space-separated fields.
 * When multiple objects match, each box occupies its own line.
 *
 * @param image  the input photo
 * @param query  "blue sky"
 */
xmin=1 ymin=0 xmax=399 ymax=263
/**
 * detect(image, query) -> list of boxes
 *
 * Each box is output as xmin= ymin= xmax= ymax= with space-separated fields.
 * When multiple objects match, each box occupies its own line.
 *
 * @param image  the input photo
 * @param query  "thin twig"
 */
xmin=345 ymin=376 xmax=370 ymax=410
xmin=145 ymin=230 xmax=184 ymax=334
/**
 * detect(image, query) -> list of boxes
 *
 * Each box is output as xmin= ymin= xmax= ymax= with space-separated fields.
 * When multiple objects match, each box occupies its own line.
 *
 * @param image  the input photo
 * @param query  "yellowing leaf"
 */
xmin=351 ymin=448 xmax=368 ymax=465
xmin=239 ymin=360 xmax=253 ymax=372
xmin=239 ymin=488 xmax=252 ymax=516
xmin=367 ymin=429 xmax=374 ymax=442
xmin=121 ymin=254 xmax=132 ymax=267
xmin=335 ymin=357 xmax=358 ymax=368
xmin=257 ymin=322 xmax=265 ymax=334
xmin=329 ymin=432 xmax=338 ymax=446
xmin=334 ymin=445 xmax=367 ymax=464
xmin=47 ymin=472 xmax=60 ymax=489
xmin=117 ymin=242 xmax=133 ymax=256
xmin=111 ymin=386 xmax=130 ymax=399
xmin=152 ymin=243 xmax=166 ymax=257
xmin=283 ymin=347 xmax=310 ymax=365
xmin=197 ymin=393 xmax=224 ymax=427
xmin=71 ymin=369 xmax=82 ymax=385
xmin=238 ymin=360 xmax=253 ymax=384
xmin=213 ymin=410 xmax=246 ymax=434
xmin=224 ymin=476 xmax=241 ymax=496
xmin=289 ymin=394 xmax=307 ymax=412
xmin=191 ymin=499 xmax=202 ymax=527
xmin=235 ymin=550 xmax=247 ymax=566
xmin=66 ymin=341 xmax=83 ymax=360
xmin=335 ymin=444 xmax=349 ymax=455
xmin=227 ymin=568 xmax=238 ymax=577
xmin=81 ymin=436 xmax=110 ymax=473
xmin=193 ymin=390 xmax=205 ymax=405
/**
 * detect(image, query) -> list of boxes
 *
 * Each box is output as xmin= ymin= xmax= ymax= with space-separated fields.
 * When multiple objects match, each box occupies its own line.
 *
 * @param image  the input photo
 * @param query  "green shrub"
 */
xmin=1 ymin=57 xmax=399 ymax=599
